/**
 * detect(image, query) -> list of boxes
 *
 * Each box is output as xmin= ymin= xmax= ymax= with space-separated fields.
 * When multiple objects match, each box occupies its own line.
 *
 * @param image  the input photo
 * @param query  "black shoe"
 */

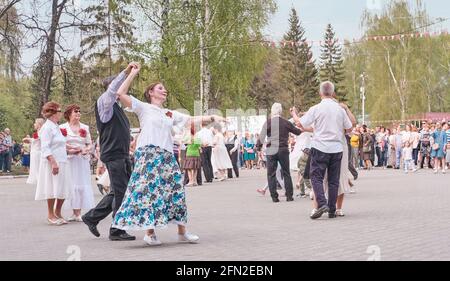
xmin=286 ymin=197 xmax=294 ymax=202
xmin=310 ymin=205 xmax=330 ymax=220
xmin=328 ymin=213 xmax=337 ymax=219
xmin=109 ymin=232 xmax=136 ymax=241
xmin=81 ymin=215 xmax=100 ymax=237
xmin=272 ymin=197 xmax=280 ymax=203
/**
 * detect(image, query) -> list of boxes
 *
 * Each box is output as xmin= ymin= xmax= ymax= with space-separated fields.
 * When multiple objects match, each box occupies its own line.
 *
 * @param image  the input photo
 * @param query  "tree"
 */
xmin=19 ymin=0 xmax=88 ymax=117
xmin=357 ymin=0 xmax=449 ymax=121
xmin=320 ymin=23 xmax=347 ymax=102
xmin=280 ymin=8 xmax=319 ymax=110
xmin=80 ymin=0 xmax=135 ymax=75
xmin=0 ymin=0 xmax=20 ymax=20
xmin=0 ymin=0 xmax=21 ymax=80
xmin=248 ymin=49 xmax=282 ymax=113
xmin=134 ymin=0 xmax=276 ymax=112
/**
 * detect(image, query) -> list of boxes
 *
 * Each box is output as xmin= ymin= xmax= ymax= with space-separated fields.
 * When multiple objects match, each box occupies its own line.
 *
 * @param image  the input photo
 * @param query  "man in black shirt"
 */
xmin=260 ymin=103 xmax=302 ymax=202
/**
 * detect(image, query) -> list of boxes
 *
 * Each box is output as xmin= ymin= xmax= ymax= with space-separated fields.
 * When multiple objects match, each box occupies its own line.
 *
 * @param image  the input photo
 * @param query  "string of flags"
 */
xmin=260 ymin=30 xmax=449 ymax=48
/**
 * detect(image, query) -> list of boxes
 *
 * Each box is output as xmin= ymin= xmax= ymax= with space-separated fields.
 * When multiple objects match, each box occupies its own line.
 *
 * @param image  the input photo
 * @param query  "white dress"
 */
xmin=324 ymin=134 xmax=351 ymax=196
xmin=26 ymin=136 xmax=41 ymax=185
xmin=35 ymin=120 xmax=73 ymax=201
xmin=289 ymin=134 xmax=303 ymax=171
xmin=211 ymin=133 xmax=233 ymax=172
xmin=60 ymin=122 xmax=94 ymax=210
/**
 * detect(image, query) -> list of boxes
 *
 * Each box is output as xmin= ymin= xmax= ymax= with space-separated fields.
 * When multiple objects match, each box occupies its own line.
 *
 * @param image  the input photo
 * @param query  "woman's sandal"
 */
xmin=47 ymin=218 xmax=65 ymax=226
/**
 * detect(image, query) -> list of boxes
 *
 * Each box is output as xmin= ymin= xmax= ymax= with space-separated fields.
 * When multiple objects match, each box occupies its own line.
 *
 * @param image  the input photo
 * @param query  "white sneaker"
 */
xmin=413 ymin=169 xmax=417 ymax=173
xmin=336 ymin=209 xmax=345 ymax=217
xmin=434 ymin=169 xmax=438 ymax=174
xmin=404 ymin=170 xmax=408 ymax=174
xmin=310 ymin=209 xmax=318 ymax=216
xmin=178 ymin=232 xmax=199 ymax=243
xmin=144 ymin=234 xmax=162 ymax=246
xmin=68 ymin=215 xmax=83 ymax=222
xmin=442 ymin=169 xmax=446 ymax=174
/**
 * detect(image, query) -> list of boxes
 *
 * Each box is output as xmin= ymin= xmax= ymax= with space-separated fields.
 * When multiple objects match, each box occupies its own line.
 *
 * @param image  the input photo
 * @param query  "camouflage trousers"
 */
xmin=297 ymin=153 xmax=312 ymax=195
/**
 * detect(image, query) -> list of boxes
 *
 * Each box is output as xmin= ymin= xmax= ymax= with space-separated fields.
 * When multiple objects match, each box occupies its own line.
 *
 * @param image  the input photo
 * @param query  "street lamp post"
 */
xmin=360 ymin=72 xmax=367 ymax=125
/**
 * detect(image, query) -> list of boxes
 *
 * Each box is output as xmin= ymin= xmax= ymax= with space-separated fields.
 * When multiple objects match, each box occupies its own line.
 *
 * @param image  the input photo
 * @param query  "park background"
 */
xmin=0 ymin=0 xmax=449 ymax=139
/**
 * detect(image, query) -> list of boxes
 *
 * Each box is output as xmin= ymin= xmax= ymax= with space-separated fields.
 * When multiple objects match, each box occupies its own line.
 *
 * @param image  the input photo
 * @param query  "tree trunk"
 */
xmin=385 ymin=49 xmax=406 ymax=121
xmin=199 ymin=0 xmax=211 ymax=112
xmin=160 ymin=0 xmax=170 ymax=66
xmin=202 ymin=0 xmax=211 ymax=112
xmin=107 ymin=0 xmax=112 ymax=76
xmin=38 ymin=0 xmax=68 ymax=112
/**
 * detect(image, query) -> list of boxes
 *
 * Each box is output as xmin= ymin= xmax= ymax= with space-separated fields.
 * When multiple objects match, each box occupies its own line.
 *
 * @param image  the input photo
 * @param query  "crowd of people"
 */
xmin=5 ymin=61 xmax=450 ymax=248
xmin=346 ymin=122 xmax=450 ymax=174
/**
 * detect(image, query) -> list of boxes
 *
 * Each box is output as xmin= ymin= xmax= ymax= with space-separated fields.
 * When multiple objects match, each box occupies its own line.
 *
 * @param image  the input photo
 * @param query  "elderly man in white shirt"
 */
xmin=292 ymin=81 xmax=353 ymax=219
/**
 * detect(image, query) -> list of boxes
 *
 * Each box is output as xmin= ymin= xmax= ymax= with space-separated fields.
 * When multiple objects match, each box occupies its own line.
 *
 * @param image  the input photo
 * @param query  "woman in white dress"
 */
xmin=60 ymin=104 xmax=94 ymax=222
xmin=35 ymin=102 xmax=72 ymax=226
xmin=26 ymin=118 xmax=45 ymax=185
xmin=211 ymin=123 xmax=233 ymax=181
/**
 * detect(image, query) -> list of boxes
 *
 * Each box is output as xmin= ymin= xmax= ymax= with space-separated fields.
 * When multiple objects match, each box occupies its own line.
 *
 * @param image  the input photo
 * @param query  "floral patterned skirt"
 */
xmin=112 ymin=145 xmax=187 ymax=230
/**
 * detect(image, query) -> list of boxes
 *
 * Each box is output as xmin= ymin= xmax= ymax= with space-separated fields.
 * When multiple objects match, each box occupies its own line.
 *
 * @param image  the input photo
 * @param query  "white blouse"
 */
xmin=59 ymin=122 xmax=92 ymax=159
xmin=40 ymin=120 xmax=68 ymax=163
xmin=131 ymin=96 xmax=190 ymax=153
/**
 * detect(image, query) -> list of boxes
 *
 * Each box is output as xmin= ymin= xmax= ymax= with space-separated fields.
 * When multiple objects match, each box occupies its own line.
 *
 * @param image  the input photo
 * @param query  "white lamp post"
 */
xmin=360 ymin=73 xmax=367 ymax=125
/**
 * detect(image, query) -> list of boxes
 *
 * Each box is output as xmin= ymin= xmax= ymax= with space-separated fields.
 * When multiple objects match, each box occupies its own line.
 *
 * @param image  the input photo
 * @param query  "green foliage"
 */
xmin=80 ymin=0 xmax=135 ymax=70
xmin=134 ymin=0 xmax=277 ymax=113
xmin=280 ymin=7 xmax=320 ymax=111
xmin=320 ymin=23 xmax=346 ymax=102
xmin=342 ymin=0 xmax=450 ymax=123
xmin=0 ymin=76 xmax=34 ymax=138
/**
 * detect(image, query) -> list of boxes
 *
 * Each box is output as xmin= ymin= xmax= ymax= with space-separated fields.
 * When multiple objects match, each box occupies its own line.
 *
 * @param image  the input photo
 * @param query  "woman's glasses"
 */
xmin=74 ymin=110 xmax=81 ymax=113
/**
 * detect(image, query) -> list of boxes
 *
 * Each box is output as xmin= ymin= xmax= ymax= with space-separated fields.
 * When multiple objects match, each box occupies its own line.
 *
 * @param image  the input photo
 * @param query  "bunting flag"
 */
xmin=260 ymin=30 xmax=449 ymax=48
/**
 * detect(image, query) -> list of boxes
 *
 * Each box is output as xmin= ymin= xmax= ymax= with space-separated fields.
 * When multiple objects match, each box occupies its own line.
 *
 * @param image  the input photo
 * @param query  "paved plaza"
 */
xmin=1 ymin=168 xmax=449 ymax=261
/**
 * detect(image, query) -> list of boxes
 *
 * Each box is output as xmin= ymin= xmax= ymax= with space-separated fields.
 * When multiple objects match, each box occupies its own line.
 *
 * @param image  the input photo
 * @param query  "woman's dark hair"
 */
xmin=190 ymin=123 xmax=196 ymax=136
xmin=362 ymin=124 xmax=367 ymax=133
xmin=64 ymin=104 xmax=80 ymax=121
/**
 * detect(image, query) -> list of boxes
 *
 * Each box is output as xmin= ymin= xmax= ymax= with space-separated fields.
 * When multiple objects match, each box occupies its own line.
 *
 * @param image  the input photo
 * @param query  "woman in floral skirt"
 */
xmin=111 ymin=63 xmax=225 ymax=246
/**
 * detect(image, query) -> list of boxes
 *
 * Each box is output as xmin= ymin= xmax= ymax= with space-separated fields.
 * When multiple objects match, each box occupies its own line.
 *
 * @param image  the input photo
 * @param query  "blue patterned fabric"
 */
xmin=112 ymin=144 xmax=187 ymax=230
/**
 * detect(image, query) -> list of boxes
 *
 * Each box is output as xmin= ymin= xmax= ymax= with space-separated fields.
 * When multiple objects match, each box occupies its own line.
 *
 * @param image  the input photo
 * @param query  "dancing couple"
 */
xmin=82 ymin=62 xmax=225 ymax=245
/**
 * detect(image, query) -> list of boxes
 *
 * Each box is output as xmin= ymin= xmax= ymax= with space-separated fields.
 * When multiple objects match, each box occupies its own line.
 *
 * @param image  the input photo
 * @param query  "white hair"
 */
xmin=320 ymin=81 xmax=335 ymax=96
xmin=271 ymin=103 xmax=282 ymax=116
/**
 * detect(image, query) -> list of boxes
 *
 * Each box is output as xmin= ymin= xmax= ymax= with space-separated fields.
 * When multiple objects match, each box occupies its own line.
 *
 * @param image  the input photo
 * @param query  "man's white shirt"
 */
xmin=299 ymin=98 xmax=352 ymax=153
